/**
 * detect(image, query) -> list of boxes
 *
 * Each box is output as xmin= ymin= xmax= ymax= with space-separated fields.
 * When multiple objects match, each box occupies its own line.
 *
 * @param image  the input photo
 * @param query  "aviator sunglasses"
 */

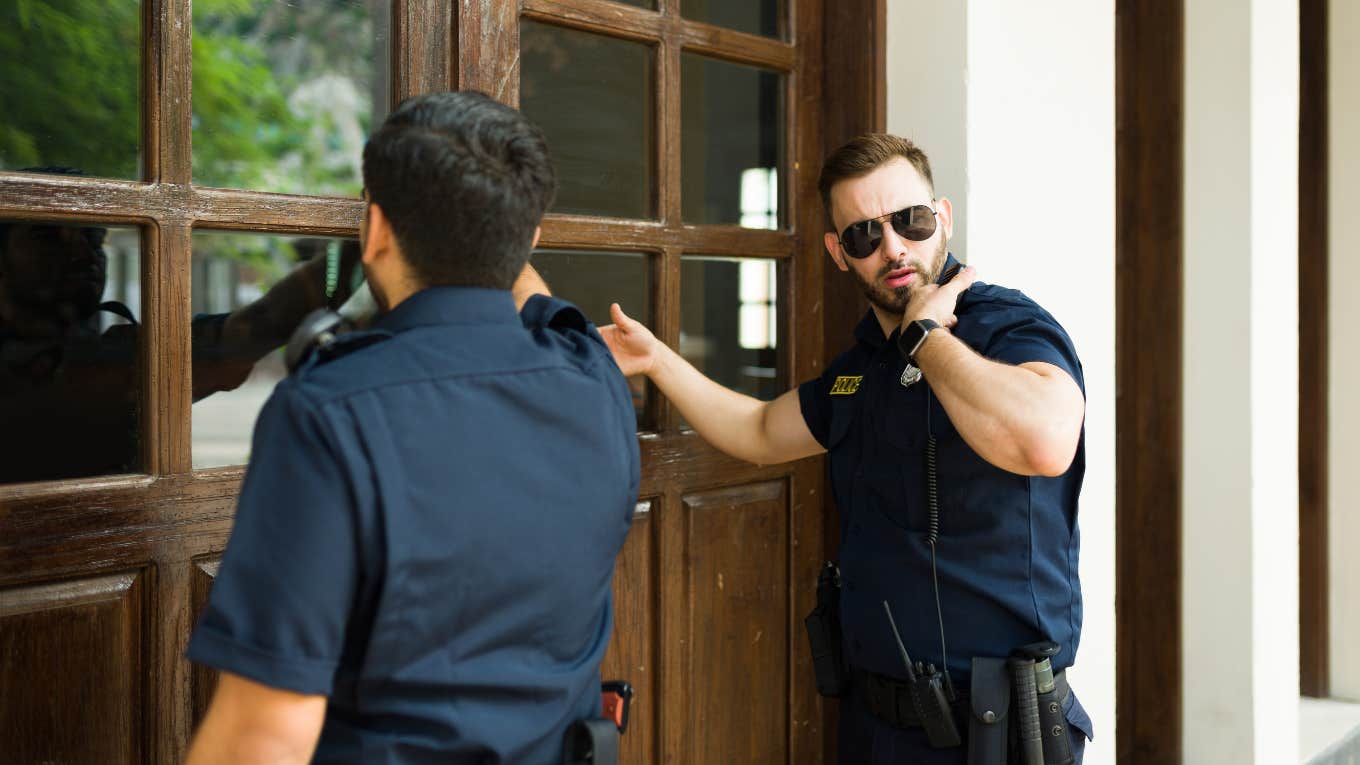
xmin=837 ymin=203 xmax=939 ymax=259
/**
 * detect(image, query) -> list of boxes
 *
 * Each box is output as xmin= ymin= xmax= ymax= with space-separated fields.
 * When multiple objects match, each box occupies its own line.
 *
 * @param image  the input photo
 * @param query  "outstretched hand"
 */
xmin=599 ymin=303 xmax=660 ymax=377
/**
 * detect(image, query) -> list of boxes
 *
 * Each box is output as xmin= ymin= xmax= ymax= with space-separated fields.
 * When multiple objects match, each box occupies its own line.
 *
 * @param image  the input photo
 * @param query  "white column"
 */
xmin=888 ymin=3 xmax=1117 ymax=764
xmin=1182 ymin=0 xmax=1299 ymax=762
xmin=885 ymin=0 xmax=968 ymax=258
xmin=1329 ymin=0 xmax=1360 ymax=702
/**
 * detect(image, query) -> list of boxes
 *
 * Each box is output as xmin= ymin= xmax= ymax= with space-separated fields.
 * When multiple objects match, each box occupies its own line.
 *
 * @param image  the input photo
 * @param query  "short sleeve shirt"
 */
xmin=797 ymin=256 xmax=1086 ymax=686
xmin=188 ymin=287 xmax=641 ymax=765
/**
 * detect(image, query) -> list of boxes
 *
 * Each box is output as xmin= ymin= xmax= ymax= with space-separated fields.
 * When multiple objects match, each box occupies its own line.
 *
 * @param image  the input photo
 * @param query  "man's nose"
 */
xmin=877 ymin=222 xmax=911 ymax=262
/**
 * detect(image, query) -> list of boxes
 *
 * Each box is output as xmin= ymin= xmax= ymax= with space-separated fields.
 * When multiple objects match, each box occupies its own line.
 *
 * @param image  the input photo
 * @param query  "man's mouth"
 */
xmin=883 ymin=267 xmax=916 ymax=289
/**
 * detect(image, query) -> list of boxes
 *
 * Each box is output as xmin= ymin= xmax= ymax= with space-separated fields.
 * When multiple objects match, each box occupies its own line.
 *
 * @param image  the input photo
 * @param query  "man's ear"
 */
xmin=530 ymin=225 xmax=542 ymax=250
xmin=936 ymin=196 xmax=955 ymax=242
xmin=824 ymin=231 xmax=850 ymax=272
xmin=362 ymin=202 xmax=393 ymax=265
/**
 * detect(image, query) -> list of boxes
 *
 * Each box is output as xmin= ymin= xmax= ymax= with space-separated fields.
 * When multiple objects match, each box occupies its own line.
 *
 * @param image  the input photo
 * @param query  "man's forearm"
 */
xmin=648 ymin=343 xmax=817 ymax=466
xmin=912 ymin=331 xmax=1084 ymax=476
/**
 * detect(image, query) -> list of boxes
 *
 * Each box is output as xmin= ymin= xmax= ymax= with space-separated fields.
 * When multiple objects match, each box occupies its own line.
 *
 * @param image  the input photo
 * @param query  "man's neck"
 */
xmin=871 ymin=305 xmax=904 ymax=339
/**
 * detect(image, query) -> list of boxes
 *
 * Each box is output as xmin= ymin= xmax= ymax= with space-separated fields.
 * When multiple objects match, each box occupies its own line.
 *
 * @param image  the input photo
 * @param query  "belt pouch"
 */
xmin=968 ymin=657 xmax=1011 ymax=765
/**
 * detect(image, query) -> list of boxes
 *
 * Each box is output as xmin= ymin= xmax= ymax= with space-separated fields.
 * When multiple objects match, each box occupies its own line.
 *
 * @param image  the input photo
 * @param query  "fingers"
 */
xmin=944 ymin=265 xmax=977 ymax=298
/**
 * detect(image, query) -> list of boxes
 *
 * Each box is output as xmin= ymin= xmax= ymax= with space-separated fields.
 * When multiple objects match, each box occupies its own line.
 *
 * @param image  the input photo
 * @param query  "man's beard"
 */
xmin=849 ymin=237 xmax=948 ymax=315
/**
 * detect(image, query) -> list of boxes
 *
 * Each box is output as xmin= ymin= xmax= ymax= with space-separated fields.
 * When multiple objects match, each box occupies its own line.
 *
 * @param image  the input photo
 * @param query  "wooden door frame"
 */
xmin=1116 ymin=1 xmax=1184 ymax=762
xmin=1299 ymin=0 xmax=1330 ymax=701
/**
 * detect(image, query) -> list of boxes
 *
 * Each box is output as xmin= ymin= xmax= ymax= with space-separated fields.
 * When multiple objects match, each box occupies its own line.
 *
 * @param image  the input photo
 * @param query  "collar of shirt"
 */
xmin=374 ymin=286 xmax=520 ymax=334
xmin=851 ymin=252 xmax=962 ymax=351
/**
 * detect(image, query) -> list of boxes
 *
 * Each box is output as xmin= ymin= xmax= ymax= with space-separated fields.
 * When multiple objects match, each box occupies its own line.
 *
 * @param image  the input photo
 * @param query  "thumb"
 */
xmin=610 ymin=302 xmax=634 ymax=329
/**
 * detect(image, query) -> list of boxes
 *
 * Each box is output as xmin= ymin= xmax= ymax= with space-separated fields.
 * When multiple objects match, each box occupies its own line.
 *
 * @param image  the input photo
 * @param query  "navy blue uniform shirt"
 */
xmin=798 ymin=256 xmax=1093 ymax=752
xmin=188 ymin=287 xmax=640 ymax=764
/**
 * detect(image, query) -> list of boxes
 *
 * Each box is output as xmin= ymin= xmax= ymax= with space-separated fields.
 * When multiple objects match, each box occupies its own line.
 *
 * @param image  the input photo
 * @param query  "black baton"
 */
xmin=1009 ymin=656 xmax=1043 ymax=765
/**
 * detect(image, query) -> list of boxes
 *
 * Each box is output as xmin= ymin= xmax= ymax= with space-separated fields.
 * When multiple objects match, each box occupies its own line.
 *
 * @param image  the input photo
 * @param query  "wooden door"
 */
xmin=0 ymin=1 xmax=843 ymax=761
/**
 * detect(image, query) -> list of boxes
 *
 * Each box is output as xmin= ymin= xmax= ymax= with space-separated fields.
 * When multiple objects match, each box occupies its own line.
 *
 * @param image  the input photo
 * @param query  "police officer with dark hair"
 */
xmin=603 ymin=133 xmax=1092 ymax=763
xmin=185 ymin=91 xmax=640 ymax=764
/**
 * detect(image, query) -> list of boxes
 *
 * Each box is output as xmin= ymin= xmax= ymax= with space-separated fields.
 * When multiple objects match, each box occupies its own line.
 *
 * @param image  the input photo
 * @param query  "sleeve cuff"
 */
xmin=186 ymin=623 xmax=339 ymax=696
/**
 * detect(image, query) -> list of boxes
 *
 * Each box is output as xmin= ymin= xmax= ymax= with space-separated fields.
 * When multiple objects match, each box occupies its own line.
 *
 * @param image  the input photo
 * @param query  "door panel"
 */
xmin=190 ymin=557 xmax=222 ymax=729
xmin=685 ymin=481 xmax=790 ymax=763
xmin=601 ymin=500 xmax=659 ymax=764
xmin=0 ymin=571 xmax=148 ymax=764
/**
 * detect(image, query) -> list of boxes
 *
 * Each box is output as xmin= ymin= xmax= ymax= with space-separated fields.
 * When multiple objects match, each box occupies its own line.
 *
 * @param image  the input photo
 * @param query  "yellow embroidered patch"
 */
xmin=829 ymin=375 xmax=863 ymax=395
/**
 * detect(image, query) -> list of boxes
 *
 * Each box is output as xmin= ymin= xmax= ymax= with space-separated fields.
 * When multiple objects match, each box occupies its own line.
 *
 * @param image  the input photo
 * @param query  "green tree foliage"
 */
xmin=0 ymin=0 xmax=141 ymax=178
xmin=1 ymin=0 xmax=386 ymax=273
xmin=1 ymin=0 xmax=384 ymax=197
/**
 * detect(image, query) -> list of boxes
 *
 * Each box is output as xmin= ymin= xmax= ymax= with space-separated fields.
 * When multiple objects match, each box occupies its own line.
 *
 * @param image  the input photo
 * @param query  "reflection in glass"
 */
xmin=680 ymin=256 xmax=780 ymax=403
xmin=0 ymin=2 xmax=142 ymax=179
xmin=521 ymin=22 xmax=654 ymax=219
xmin=192 ymin=0 xmax=390 ymax=196
xmin=681 ymin=54 xmax=784 ymax=228
xmin=681 ymin=0 xmax=782 ymax=39
xmin=191 ymin=232 xmax=363 ymax=468
xmin=0 ymin=220 xmax=142 ymax=483
xmin=533 ymin=249 xmax=651 ymax=425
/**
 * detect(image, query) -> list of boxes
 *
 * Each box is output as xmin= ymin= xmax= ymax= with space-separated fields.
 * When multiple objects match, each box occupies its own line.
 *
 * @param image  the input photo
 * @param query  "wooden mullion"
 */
xmin=659 ymin=19 xmax=683 ymax=226
xmin=156 ymin=0 xmax=194 ymax=186
xmin=538 ymin=215 xmax=792 ymax=255
xmin=674 ymin=20 xmax=795 ymax=72
xmin=654 ymin=246 xmax=681 ymax=433
xmin=521 ymin=0 xmax=664 ymax=43
xmin=143 ymin=220 xmax=193 ymax=475
xmin=0 ymin=175 xmax=361 ymax=237
xmin=456 ymin=0 xmax=520 ymax=104
xmin=393 ymin=0 xmax=456 ymax=101
xmin=192 ymin=190 xmax=362 ymax=235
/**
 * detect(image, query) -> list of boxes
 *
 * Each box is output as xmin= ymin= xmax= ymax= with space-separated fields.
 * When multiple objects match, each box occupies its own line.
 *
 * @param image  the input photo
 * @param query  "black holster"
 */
xmin=804 ymin=561 xmax=848 ymax=697
xmin=968 ymin=657 xmax=1011 ymax=765
xmin=562 ymin=720 xmax=618 ymax=765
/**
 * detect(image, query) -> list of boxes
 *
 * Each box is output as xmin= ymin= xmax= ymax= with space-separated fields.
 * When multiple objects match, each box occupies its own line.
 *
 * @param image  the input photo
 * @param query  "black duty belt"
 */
xmin=851 ymin=666 xmax=1070 ymax=730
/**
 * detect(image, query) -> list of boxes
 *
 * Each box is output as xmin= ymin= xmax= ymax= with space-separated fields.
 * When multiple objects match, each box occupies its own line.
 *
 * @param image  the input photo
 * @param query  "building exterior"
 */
xmin=0 ymin=1 xmax=1354 ymax=763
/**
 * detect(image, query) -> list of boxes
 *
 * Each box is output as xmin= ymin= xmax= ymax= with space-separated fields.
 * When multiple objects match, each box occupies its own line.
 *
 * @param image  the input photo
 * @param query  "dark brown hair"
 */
xmin=817 ymin=134 xmax=934 ymax=228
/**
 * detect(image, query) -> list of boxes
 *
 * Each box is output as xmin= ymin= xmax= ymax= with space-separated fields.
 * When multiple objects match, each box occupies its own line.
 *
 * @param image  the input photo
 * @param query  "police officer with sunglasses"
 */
xmin=602 ymin=134 xmax=1092 ymax=763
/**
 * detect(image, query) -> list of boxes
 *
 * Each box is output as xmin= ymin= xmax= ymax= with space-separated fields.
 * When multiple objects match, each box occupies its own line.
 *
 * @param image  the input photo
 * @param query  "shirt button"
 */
xmin=851 ymin=522 xmax=862 ymax=534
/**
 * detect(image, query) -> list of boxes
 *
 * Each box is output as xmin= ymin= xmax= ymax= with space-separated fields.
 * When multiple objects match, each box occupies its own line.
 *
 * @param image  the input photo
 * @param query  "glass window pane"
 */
xmin=192 ymin=0 xmax=390 ymax=196
xmin=533 ymin=249 xmax=650 ymax=425
xmin=0 ymin=2 xmax=142 ymax=179
xmin=680 ymin=256 xmax=780 ymax=403
xmin=0 ymin=220 xmax=142 ymax=483
xmin=191 ymin=232 xmax=362 ymax=469
xmin=521 ymin=22 xmax=654 ymax=219
xmin=681 ymin=0 xmax=782 ymax=39
xmin=681 ymin=54 xmax=784 ymax=228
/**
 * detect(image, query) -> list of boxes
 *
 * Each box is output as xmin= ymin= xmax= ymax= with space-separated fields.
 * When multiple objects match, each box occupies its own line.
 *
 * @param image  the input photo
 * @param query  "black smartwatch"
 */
xmin=897 ymin=318 xmax=942 ymax=363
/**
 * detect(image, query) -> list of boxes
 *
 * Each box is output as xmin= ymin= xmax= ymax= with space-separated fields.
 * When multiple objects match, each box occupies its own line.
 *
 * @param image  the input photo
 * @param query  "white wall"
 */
xmin=887 ymin=3 xmax=1117 ymax=764
xmin=1182 ymin=0 xmax=1299 ymax=762
xmin=1330 ymin=0 xmax=1360 ymax=702
xmin=884 ymin=1 xmax=968 ymax=259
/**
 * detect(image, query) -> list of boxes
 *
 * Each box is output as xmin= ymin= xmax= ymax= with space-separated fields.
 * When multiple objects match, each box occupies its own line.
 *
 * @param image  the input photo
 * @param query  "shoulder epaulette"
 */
xmin=291 ymin=328 xmax=394 ymax=376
